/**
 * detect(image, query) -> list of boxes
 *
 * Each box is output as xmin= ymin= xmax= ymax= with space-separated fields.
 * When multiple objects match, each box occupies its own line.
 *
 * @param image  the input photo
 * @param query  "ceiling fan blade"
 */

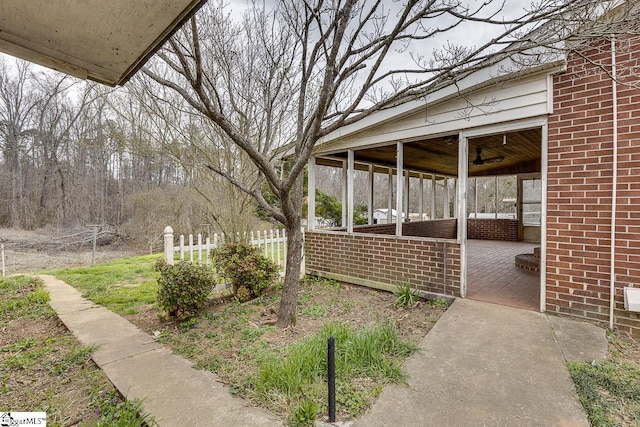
xmin=484 ymin=156 xmax=505 ymax=164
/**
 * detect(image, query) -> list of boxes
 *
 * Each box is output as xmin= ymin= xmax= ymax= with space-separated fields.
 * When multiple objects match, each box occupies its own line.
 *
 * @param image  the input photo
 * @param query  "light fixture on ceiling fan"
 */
xmin=472 ymin=147 xmax=504 ymax=165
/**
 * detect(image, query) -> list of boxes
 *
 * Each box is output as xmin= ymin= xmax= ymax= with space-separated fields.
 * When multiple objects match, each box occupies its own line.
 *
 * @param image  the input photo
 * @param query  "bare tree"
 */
xmin=0 ymin=59 xmax=39 ymax=227
xmin=142 ymin=0 xmax=639 ymax=328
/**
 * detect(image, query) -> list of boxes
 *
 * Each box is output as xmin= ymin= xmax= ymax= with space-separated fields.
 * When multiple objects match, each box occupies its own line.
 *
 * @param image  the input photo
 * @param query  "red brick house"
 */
xmin=304 ymin=30 xmax=640 ymax=335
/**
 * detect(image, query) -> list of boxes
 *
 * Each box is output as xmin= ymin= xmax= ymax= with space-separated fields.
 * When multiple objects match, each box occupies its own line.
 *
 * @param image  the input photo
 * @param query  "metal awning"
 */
xmin=0 ymin=0 xmax=208 ymax=86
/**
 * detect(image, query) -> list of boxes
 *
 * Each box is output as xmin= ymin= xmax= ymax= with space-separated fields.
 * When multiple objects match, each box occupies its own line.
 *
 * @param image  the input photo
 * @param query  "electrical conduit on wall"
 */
xmin=609 ymin=36 xmax=618 ymax=330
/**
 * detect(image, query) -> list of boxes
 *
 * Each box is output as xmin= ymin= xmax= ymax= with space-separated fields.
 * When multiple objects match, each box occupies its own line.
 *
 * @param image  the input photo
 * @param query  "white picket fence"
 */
xmin=163 ymin=226 xmax=288 ymax=272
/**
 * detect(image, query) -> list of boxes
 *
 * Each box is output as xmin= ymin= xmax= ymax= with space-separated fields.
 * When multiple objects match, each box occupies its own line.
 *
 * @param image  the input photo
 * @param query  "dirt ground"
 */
xmin=0 ymin=228 xmax=139 ymax=274
xmin=120 ymin=277 xmax=448 ymax=420
xmin=125 ymin=281 xmax=445 ymax=346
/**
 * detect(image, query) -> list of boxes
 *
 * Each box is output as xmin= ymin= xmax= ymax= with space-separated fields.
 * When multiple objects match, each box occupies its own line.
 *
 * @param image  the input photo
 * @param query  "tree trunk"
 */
xmin=276 ymin=219 xmax=303 ymax=328
xmin=276 ymin=155 xmax=305 ymax=329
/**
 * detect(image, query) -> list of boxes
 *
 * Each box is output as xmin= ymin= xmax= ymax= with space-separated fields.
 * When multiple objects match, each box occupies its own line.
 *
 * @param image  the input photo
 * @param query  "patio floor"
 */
xmin=466 ymin=239 xmax=540 ymax=311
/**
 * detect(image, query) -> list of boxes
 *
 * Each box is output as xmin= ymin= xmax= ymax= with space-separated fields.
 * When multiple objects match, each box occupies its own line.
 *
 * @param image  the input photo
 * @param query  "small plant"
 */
xmin=428 ymin=297 xmax=449 ymax=308
xmin=212 ymin=243 xmax=279 ymax=300
xmin=235 ymin=286 xmax=252 ymax=303
xmin=393 ymin=282 xmax=419 ymax=307
xmin=154 ymin=259 xmax=216 ymax=320
xmin=292 ymin=398 xmax=319 ymax=426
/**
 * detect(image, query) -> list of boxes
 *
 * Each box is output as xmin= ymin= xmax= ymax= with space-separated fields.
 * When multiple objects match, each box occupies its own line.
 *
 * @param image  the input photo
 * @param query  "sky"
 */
xmin=0 ymin=0 xmax=534 ymax=89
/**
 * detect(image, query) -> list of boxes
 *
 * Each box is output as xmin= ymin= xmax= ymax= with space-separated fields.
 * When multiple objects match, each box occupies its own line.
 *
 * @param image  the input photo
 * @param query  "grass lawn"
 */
xmin=47 ymin=254 xmax=163 ymax=315
xmin=0 ymin=275 xmax=154 ymax=426
xmin=569 ymin=331 xmax=640 ymax=426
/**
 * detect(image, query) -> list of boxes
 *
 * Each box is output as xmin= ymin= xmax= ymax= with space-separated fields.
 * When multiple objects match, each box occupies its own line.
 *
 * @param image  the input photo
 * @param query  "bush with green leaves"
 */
xmin=154 ymin=259 xmax=215 ymax=320
xmin=212 ymin=243 xmax=279 ymax=299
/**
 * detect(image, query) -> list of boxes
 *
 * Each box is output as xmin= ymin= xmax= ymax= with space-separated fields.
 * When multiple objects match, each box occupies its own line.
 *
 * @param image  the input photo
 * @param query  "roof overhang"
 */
xmin=0 ymin=0 xmax=208 ymax=86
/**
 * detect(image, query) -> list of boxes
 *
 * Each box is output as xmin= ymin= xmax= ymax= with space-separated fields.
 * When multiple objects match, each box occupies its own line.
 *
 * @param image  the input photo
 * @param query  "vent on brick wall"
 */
xmin=624 ymin=287 xmax=640 ymax=312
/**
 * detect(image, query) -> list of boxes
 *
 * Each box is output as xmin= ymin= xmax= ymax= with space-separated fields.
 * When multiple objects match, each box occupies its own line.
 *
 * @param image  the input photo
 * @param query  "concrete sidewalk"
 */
xmin=355 ymin=298 xmax=607 ymax=427
xmin=41 ymin=274 xmax=607 ymax=427
xmin=39 ymin=275 xmax=282 ymax=427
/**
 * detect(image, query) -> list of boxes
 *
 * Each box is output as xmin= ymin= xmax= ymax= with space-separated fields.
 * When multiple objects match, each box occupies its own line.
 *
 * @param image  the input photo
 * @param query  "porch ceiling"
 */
xmin=319 ymin=128 xmax=541 ymax=178
xmin=0 ymin=0 xmax=207 ymax=86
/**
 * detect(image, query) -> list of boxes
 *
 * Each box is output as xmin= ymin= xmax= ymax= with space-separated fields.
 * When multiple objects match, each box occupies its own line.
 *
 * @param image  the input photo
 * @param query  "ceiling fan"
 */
xmin=472 ymin=147 xmax=504 ymax=165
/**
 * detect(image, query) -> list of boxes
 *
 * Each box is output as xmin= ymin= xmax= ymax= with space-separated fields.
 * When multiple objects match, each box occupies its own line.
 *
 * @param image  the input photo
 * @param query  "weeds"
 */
xmin=0 ymin=275 xmax=154 ymax=426
xmin=292 ymin=398 xmax=319 ymax=426
xmin=569 ymin=332 xmax=640 ymax=426
xmin=393 ymin=282 xmax=419 ymax=307
xmin=254 ymin=321 xmax=418 ymax=422
xmin=428 ymin=297 xmax=449 ymax=308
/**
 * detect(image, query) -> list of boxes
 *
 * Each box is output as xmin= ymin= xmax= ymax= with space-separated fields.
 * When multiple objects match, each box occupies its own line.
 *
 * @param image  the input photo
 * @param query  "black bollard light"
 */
xmin=328 ymin=336 xmax=336 ymax=422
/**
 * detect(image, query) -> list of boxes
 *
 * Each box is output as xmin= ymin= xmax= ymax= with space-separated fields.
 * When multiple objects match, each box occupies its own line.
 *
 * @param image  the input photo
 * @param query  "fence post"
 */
xmin=276 ymin=229 xmax=281 ymax=267
xmin=213 ymin=233 xmax=219 ymax=284
xmin=206 ymin=237 xmax=211 ymax=266
xmin=189 ymin=234 xmax=194 ymax=263
xmin=270 ymin=229 xmax=275 ymax=263
xmin=164 ymin=226 xmax=174 ymax=265
xmin=263 ymin=231 xmax=268 ymax=257
xmin=282 ymin=229 xmax=287 ymax=272
xmin=1 ymin=243 xmax=5 ymax=277
xmin=180 ymin=234 xmax=185 ymax=261
xmin=198 ymin=233 xmax=203 ymax=265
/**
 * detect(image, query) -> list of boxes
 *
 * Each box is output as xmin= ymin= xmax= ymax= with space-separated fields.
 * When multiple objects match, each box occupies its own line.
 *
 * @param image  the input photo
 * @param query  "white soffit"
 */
xmin=0 ymin=0 xmax=207 ymax=86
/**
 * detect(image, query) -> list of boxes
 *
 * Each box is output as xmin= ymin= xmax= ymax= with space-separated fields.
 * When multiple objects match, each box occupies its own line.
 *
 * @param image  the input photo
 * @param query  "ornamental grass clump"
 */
xmin=212 ymin=243 xmax=279 ymax=301
xmin=155 ymin=259 xmax=216 ymax=320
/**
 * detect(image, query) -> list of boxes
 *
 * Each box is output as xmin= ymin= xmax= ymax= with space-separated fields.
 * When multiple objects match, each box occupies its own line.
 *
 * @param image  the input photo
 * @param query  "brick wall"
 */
xmin=306 ymin=231 xmax=461 ymax=297
xmin=467 ymin=219 xmax=518 ymax=241
xmin=404 ymin=219 xmax=457 ymax=239
xmin=547 ymin=35 xmax=640 ymax=335
xmin=336 ymin=219 xmax=458 ymax=239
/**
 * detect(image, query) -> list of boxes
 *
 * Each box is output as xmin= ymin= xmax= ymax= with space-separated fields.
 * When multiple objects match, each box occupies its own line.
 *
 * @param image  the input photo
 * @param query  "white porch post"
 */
xmin=396 ymin=142 xmax=404 ymax=236
xmin=307 ymin=156 xmax=316 ymax=231
xmin=404 ymin=170 xmax=410 ymax=222
xmin=419 ymin=173 xmax=424 ymax=220
xmin=458 ymin=132 xmax=469 ymax=298
xmin=387 ymin=168 xmax=393 ymax=224
xmin=368 ymin=164 xmax=374 ymax=225
xmin=347 ymin=149 xmax=355 ymax=233
xmin=431 ymin=174 xmax=436 ymax=219
xmin=341 ymin=160 xmax=347 ymax=227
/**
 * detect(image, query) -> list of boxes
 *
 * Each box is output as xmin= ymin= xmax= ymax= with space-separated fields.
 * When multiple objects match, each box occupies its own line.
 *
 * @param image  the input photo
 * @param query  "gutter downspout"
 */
xmin=609 ymin=36 xmax=618 ymax=330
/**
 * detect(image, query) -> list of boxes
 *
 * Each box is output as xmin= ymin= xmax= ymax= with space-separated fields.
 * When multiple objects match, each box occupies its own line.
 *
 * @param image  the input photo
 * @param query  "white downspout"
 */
xmin=609 ymin=36 xmax=618 ymax=330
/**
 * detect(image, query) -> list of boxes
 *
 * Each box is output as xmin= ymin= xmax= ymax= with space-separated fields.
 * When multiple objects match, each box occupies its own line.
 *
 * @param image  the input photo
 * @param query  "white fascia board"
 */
xmin=318 ymin=55 xmax=564 ymax=148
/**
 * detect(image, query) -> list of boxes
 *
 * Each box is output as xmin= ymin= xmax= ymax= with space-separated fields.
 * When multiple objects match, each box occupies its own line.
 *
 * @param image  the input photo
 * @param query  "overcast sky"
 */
xmin=1 ymin=0 xmax=533 ymax=87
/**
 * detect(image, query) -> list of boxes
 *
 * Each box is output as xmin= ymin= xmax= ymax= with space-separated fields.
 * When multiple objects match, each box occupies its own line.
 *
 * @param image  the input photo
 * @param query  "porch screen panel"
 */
xmin=522 ymin=179 xmax=542 ymax=226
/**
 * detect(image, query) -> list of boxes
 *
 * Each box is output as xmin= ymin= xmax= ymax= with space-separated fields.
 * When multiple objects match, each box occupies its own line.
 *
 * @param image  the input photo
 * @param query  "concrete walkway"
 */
xmin=355 ymin=298 xmax=607 ymax=427
xmin=41 ymin=275 xmax=607 ymax=427
xmin=39 ymin=275 xmax=282 ymax=427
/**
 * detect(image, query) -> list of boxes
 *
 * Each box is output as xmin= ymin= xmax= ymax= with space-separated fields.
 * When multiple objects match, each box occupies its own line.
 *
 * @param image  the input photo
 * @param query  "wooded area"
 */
xmin=0 ymin=57 xmax=269 ymax=248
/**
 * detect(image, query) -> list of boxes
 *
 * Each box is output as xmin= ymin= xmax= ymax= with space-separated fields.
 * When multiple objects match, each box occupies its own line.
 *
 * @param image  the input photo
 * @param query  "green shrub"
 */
xmin=212 ymin=243 xmax=279 ymax=299
xmin=154 ymin=259 xmax=215 ymax=320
